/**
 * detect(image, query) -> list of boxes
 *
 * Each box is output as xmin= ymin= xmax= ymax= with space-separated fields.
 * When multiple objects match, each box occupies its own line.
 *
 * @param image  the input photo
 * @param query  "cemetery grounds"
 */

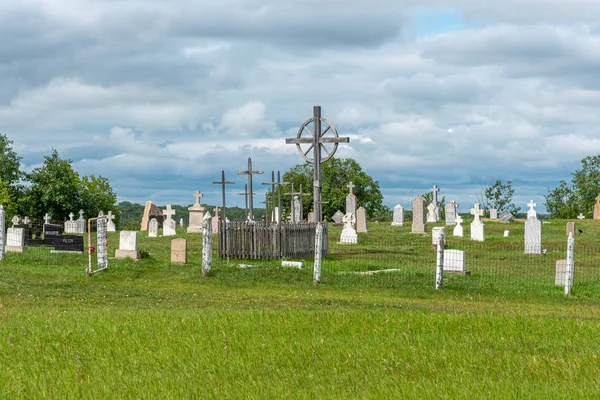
xmin=1 ymin=219 xmax=600 ymax=399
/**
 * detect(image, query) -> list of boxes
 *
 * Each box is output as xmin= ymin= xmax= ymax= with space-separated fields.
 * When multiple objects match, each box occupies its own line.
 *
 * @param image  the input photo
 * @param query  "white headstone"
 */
xmin=453 ymin=215 xmax=464 ymax=237
xmin=96 ymin=216 xmax=108 ymax=268
xmin=470 ymin=203 xmax=485 ymax=241
xmin=445 ymin=201 xmax=458 ymax=226
xmin=526 ymin=200 xmax=537 ymax=219
xmin=555 ymin=260 xmax=570 ymax=286
xmin=44 ymin=213 xmax=51 ymax=225
xmin=524 ymin=215 xmax=542 ymax=254
xmin=339 ymin=213 xmax=358 ymax=244
xmin=76 ymin=210 xmax=86 ymax=234
xmin=443 ymin=250 xmax=469 ymax=274
xmin=432 ymin=185 xmax=440 ymax=219
xmin=163 ymin=204 xmax=177 ymax=236
xmin=115 ymin=231 xmax=141 ymax=260
xmin=148 ymin=218 xmax=159 ymax=238
xmin=180 ymin=217 xmax=184 ymax=227
xmin=293 ymin=196 xmax=302 ymax=223
xmin=427 ymin=203 xmax=438 ymax=223
xmin=503 ymin=230 xmax=510 ymax=237
xmin=64 ymin=212 xmax=78 ymax=234
xmin=106 ymin=211 xmax=116 ymax=232
xmin=391 ymin=204 xmax=404 ymax=226
xmin=489 ymin=209 xmax=498 ymax=220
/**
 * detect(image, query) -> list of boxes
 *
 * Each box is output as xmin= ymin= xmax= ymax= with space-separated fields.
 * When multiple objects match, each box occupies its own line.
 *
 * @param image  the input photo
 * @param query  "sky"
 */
xmin=3 ymin=0 xmax=600 ymax=214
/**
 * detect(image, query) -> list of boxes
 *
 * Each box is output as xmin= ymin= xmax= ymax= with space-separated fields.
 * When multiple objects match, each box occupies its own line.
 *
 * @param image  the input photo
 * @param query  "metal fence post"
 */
xmin=314 ymin=222 xmax=323 ymax=285
xmin=565 ymin=232 xmax=574 ymax=295
xmin=435 ymin=230 xmax=445 ymax=289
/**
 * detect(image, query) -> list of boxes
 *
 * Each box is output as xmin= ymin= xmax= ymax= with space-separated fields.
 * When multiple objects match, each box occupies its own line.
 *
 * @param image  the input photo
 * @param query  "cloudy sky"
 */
xmin=3 ymin=0 xmax=600 ymax=213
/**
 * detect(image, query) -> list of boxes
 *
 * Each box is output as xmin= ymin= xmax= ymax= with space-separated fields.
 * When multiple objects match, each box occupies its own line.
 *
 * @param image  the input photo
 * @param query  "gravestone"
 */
xmin=115 ymin=231 xmax=141 ymax=260
xmin=180 ymin=217 xmax=184 ymax=228
xmin=293 ymin=196 xmax=302 ymax=223
xmin=566 ymin=222 xmax=576 ymax=237
xmin=470 ymin=203 xmax=485 ymax=242
xmin=163 ymin=205 xmax=177 ymax=236
xmin=524 ymin=214 xmax=542 ymax=254
xmin=489 ymin=208 xmax=498 ymax=220
xmin=431 ymin=185 xmax=440 ymax=220
xmin=594 ymin=195 xmax=600 ymax=219
xmin=171 ymin=238 xmax=187 ymax=264
xmin=411 ymin=196 xmax=427 ymax=234
xmin=106 ymin=211 xmax=116 ymax=232
xmin=332 ymin=210 xmax=344 ymax=224
xmin=345 ymin=182 xmax=357 ymax=217
xmin=443 ymin=250 xmax=470 ymax=275
xmin=307 ymin=211 xmax=316 ymax=223
xmin=76 ymin=210 xmax=86 ymax=234
xmin=187 ymin=190 xmax=205 ymax=233
xmin=426 ymin=203 xmax=438 ymax=223
xmin=96 ymin=215 xmax=108 ymax=269
xmin=577 ymin=213 xmax=585 ymax=220
xmin=356 ymin=207 xmax=368 ymax=233
xmin=526 ymin=200 xmax=537 ymax=219
xmin=453 ymin=215 xmax=464 ymax=237
xmin=272 ymin=206 xmax=281 ymax=224
xmin=212 ymin=206 xmax=221 ymax=234
xmin=339 ymin=213 xmax=358 ymax=244
xmin=6 ymin=216 xmax=26 ymax=253
xmin=504 ymin=230 xmax=510 ymax=237
xmin=499 ymin=210 xmax=513 ymax=223
xmin=432 ymin=227 xmax=445 ymax=246
xmin=555 ymin=260 xmax=570 ymax=286
xmin=391 ymin=204 xmax=404 ymax=226
xmin=445 ymin=201 xmax=458 ymax=225
xmin=64 ymin=212 xmax=77 ymax=234
xmin=49 ymin=235 xmax=84 ymax=253
xmin=148 ymin=218 xmax=159 ymax=238
xmin=141 ymin=201 xmax=164 ymax=231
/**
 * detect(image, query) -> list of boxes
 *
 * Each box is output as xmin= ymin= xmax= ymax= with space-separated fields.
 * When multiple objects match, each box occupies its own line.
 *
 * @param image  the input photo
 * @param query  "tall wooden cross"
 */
xmin=236 ymin=183 xmax=254 ymax=220
xmin=193 ymin=190 xmax=203 ymax=205
xmin=262 ymin=171 xmax=288 ymax=224
xmin=286 ymin=106 xmax=350 ymax=223
xmin=237 ymin=157 xmax=263 ymax=220
xmin=212 ymin=170 xmax=235 ymax=226
xmin=261 ymin=171 xmax=277 ymax=223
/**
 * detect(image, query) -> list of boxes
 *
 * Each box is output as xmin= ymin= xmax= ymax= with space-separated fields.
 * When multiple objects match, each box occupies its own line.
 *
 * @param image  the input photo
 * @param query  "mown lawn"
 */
xmin=0 ymin=219 xmax=599 ymax=398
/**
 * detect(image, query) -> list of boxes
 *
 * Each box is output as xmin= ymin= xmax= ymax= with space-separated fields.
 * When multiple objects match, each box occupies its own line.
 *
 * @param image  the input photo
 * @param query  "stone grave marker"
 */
xmin=526 ymin=200 xmax=537 ymax=219
xmin=163 ymin=205 xmax=177 ymax=236
xmin=577 ymin=213 xmax=585 ymax=220
xmin=445 ymin=201 xmax=458 ymax=225
xmin=0 ymin=205 xmax=4 ymax=260
xmin=594 ymin=195 xmax=600 ymax=219
xmin=6 ymin=216 xmax=26 ymax=253
xmin=141 ymin=201 xmax=164 ymax=231
xmin=96 ymin=214 xmax=108 ymax=269
xmin=470 ymin=203 xmax=485 ymax=241
xmin=555 ymin=260 xmax=570 ymax=286
xmin=411 ymin=196 xmax=427 ymax=234
xmin=432 ymin=227 xmax=445 ymax=246
xmin=503 ymin=230 xmax=510 ymax=237
xmin=443 ymin=249 xmax=470 ymax=275
xmin=332 ymin=210 xmax=344 ymax=224
xmin=345 ymin=182 xmax=357 ymax=217
xmin=293 ymin=196 xmax=302 ymax=223
xmin=49 ymin=235 xmax=84 ymax=253
xmin=566 ymin=221 xmax=576 ymax=237
xmin=115 ymin=231 xmax=141 ymax=260
xmin=106 ymin=211 xmax=116 ymax=232
xmin=179 ymin=217 xmax=184 ymax=228
xmin=64 ymin=212 xmax=77 ymax=234
xmin=499 ymin=210 xmax=513 ymax=223
xmin=76 ymin=210 xmax=86 ymax=234
xmin=524 ymin=207 xmax=542 ymax=254
xmin=307 ymin=211 xmax=315 ymax=223
xmin=187 ymin=190 xmax=205 ymax=233
xmin=339 ymin=213 xmax=358 ymax=244
xmin=391 ymin=204 xmax=404 ymax=226
xmin=427 ymin=203 xmax=437 ymax=223
xmin=171 ymin=238 xmax=187 ymax=264
xmin=356 ymin=206 xmax=368 ymax=233
xmin=453 ymin=215 xmax=464 ymax=237
xmin=432 ymin=185 xmax=440 ymax=220
xmin=148 ymin=218 xmax=159 ymax=238
xmin=212 ymin=206 xmax=221 ymax=233
xmin=489 ymin=208 xmax=498 ymax=220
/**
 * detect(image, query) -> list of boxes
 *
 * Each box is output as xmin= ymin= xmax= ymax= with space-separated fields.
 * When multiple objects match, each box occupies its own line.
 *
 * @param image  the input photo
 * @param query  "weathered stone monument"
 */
xmin=141 ymin=201 xmax=164 ymax=231
xmin=115 ymin=231 xmax=141 ymax=260
xmin=453 ymin=215 xmax=464 ymax=237
xmin=293 ymin=196 xmax=302 ymax=223
xmin=76 ymin=210 xmax=86 ymax=234
xmin=356 ymin=206 xmax=368 ymax=233
xmin=345 ymin=182 xmax=357 ymax=220
xmin=163 ymin=204 xmax=177 ymax=236
xmin=524 ymin=200 xmax=542 ymax=254
xmin=470 ymin=203 xmax=485 ymax=241
xmin=307 ymin=211 xmax=316 ymax=223
xmin=594 ymin=195 xmax=600 ymax=219
xmin=187 ymin=190 xmax=205 ymax=233
xmin=432 ymin=185 xmax=440 ymax=220
xmin=489 ymin=208 xmax=498 ymax=220
xmin=6 ymin=216 xmax=25 ymax=253
xmin=445 ymin=201 xmax=458 ymax=225
xmin=339 ymin=212 xmax=358 ymax=244
xmin=566 ymin=221 xmax=576 ymax=237
xmin=391 ymin=204 xmax=404 ymax=226
xmin=499 ymin=210 xmax=513 ymax=223
xmin=64 ymin=212 xmax=77 ymax=234
xmin=148 ymin=218 xmax=159 ymax=238
xmin=212 ymin=206 xmax=221 ymax=233
xmin=427 ymin=203 xmax=437 ymax=223
xmin=0 ymin=205 xmax=5 ymax=260
xmin=411 ymin=196 xmax=427 ymax=234
xmin=332 ymin=210 xmax=344 ymax=224
xmin=106 ymin=211 xmax=116 ymax=232
xmin=171 ymin=238 xmax=187 ymax=264
xmin=432 ymin=226 xmax=445 ymax=246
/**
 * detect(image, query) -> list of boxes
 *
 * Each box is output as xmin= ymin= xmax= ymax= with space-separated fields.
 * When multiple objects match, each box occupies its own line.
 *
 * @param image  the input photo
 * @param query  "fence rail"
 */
xmin=218 ymin=221 xmax=328 ymax=259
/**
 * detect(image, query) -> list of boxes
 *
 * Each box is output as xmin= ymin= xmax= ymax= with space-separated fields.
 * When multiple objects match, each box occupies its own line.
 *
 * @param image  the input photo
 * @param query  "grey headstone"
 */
xmin=499 ymin=210 xmax=513 ymax=223
xmin=293 ymin=196 xmax=302 ymax=223
xmin=332 ymin=210 xmax=344 ymax=224
xmin=445 ymin=201 xmax=458 ymax=225
xmin=489 ymin=208 xmax=498 ymax=220
xmin=411 ymin=196 xmax=427 ymax=233
xmin=148 ymin=218 xmax=159 ymax=238
xmin=356 ymin=207 xmax=368 ymax=233
xmin=555 ymin=260 xmax=569 ymax=286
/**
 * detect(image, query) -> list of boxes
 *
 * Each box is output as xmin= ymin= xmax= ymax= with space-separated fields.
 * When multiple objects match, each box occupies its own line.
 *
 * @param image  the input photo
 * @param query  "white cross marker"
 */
xmin=68 ymin=212 xmax=74 ymax=221
xmin=193 ymin=190 xmax=203 ymax=205
xmin=470 ymin=203 xmax=484 ymax=222
xmin=163 ymin=204 xmax=176 ymax=220
xmin=44 ymin=213 xmax=52 ymax=224
xmin=347 ymin=182 xmax=355 ymax=195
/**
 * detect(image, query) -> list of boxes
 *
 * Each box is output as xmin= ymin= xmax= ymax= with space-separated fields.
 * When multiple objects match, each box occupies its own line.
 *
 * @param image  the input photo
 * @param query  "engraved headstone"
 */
xmin=64 ymin=212 xmax=77 ymax=234
xmin=171 ymin=238 xmax=187 ymax=264
xmin=391 ymin=204 xmax=404 ymax=226
xmin=115 ymin=231 xmax=141 ymax=260
xmin=432 ymin=227 xmax=445 ymax=246
xmin=96 ymin=215 xmax=108 ymax=268
xmin=339 ymin=213 xmax=358 ymax=244
xmin=443 ymin=249 xmax=470 ymax=275
xmin=445 ymin=201 xmax=458 ymax=225
xmin=345 ymin=182 xmax=357 ymax=217
xmin=356 ymin=206 xmax=368 ymax=233
xmin=332 ymin=210 xmax=344 ymax=224
xmin=489 ymin=208 xmax=498 ymax=220
xmin=411 ymin=196 xmax=427 ymax=233
xmin=106 ymin=211 xmax=116 ymax=232
xmin=76 ymin=210 xmax=86 ymax=234
xmin=187 ymin=190 xmax=205 ymax=233
xmin=470 ymin=203 xmax=485 ymax=241
xmin=6 ymin=226 xmax=26 ymax=253
xmin=524 ymin=214 xmax=542 ymax=254
xmin=566 ymin=221 xmax=576 ymax=237
xmin=49 ymin=235 xmax=84 ymax=253
xmin=453 ymin=215 xmax=464 ymax=237
xmin=427 ymin=203 xmax=437 ymax=223
xmin=499 ymin=210 xmax=513 ymax=223
xmin=163 ymin=204 xmax=177 ymax=236
xmin=148 ymin=218 xmax=159 ymax=238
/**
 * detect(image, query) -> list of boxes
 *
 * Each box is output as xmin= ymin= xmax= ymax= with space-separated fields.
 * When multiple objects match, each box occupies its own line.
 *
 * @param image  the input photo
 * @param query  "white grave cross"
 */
xmin=470 ymin=204 xmax=484 ymax=222
xmin=577 ymin=213 xmax=585 ymax=220
xmin=44 ymin=213 xmax=52 ymax=224
xmin=347 ymin=182 xmax=355 ymax=195
xmin=163 ymin=205 xmax=176 ymax=220
xmin=11 ymin=216 xmax=20 ymax=226
xmin=68 ymin=212 xmax=74 ymax=221
xmin=193 ymin=190 xmax=203 ymax=205
xmin=107 ymin=211 xmax=115 ymax=222
xmin=527 ymin=200 xmax=537 ymax=218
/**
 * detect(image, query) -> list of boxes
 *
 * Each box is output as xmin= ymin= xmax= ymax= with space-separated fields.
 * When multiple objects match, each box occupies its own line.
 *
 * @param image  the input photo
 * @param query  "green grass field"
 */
xmin=1 ymin=219 xmax=600 ymax=398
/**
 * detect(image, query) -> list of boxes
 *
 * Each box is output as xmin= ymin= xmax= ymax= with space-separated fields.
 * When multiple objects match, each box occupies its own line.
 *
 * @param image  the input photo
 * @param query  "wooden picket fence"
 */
xmin=217 ymin=221 xmax=328 ymax=260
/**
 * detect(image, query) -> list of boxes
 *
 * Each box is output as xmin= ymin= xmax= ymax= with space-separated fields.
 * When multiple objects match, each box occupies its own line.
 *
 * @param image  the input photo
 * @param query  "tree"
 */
xmin=79 ymin=174 xmax=118 ymax=222
xmin=481 ymin=180 xmax=520 ymax=215
xmin=545 ymin=155 xmax=600 ymax=218
xmin=0 ymin=133 xmax=24 ymax=216
xmin=280 ymin=157 xmax=388 ymax=220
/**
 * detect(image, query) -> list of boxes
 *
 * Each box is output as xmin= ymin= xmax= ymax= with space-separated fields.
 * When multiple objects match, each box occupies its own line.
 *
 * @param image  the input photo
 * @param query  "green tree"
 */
xmin=0 ymin=133 xmax=24 ymax=217
xmin=544 ymin=180 xmax=575 ymax=219
xmin=80 ymin=174 xmax=119 ymax=222
xmin=280 ymin=158 xmax=388 ymax=220
xmin=482 ymin=180 xmax=520 ymax=215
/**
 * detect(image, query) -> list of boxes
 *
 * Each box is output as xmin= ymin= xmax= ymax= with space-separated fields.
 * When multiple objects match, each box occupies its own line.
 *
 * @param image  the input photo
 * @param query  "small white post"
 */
xmin=0 ymin=205 xmax=5 ymax=260
xmin=435 ymin=230 xmax=445 ymax=289
xmin=565 ymin=232 xmax=575 ymax=295
xmin=314 ymin=222 xmax=323 ymax=285
xmin=202 ymin=212 xmax=213 ymax=277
